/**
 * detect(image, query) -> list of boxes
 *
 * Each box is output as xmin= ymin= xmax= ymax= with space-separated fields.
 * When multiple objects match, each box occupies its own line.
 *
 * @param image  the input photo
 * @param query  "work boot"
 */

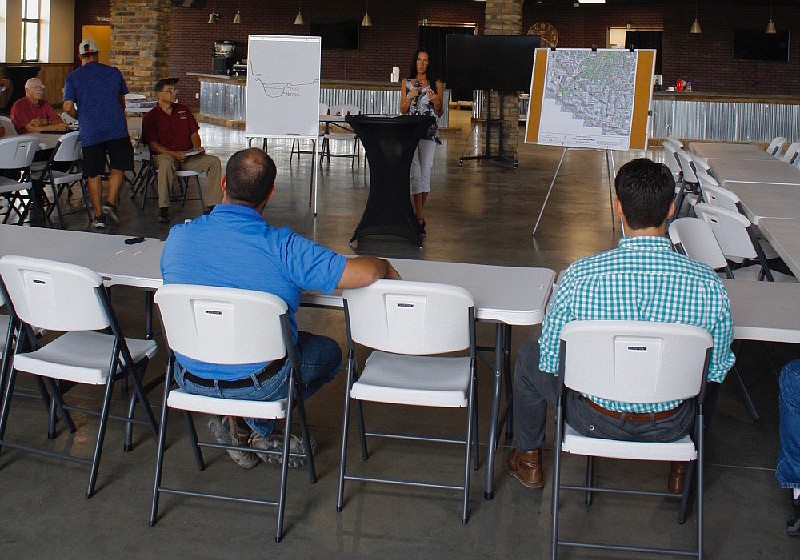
xmin=508 ymin=448 xmax=544 ymax=489
xmin=207 ymin=415 xmax=260 ymax=469
xmin=668 ymin=461 xmax=688 ymax=494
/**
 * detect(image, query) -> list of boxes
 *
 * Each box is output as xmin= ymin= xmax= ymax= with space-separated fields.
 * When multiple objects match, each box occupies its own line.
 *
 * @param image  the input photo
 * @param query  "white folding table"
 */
xmin=5 ymin=228 xmax=555 ymax=497
xmin=725 ymin=182 xmax=800 ymax=225
xmin=709 ymin=159 xmax=800 ymax=188
xmin=756 ymin=218 xmax=800 ymax=278
xmin=689 ymin=142 xmax=771 ymax=160
xmin=724 ymin=280 xmax=800 ymax=344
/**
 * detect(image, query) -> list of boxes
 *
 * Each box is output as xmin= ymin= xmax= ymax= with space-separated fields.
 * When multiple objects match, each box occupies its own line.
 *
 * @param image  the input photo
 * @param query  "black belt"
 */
xmin=184 ymin=357 xmax=286 ymax=389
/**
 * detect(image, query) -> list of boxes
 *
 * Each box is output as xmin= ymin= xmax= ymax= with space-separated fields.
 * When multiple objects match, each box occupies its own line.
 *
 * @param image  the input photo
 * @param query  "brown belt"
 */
xmin=583 ymin=397 xmax=682 ymax=423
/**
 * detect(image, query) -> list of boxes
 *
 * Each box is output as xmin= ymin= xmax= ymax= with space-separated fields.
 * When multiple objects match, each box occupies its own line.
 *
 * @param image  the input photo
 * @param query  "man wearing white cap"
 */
xmin=10 ymin=78 xmax=64 ymax=134
xmin=63 ymin=38 xmax=133 ymax=229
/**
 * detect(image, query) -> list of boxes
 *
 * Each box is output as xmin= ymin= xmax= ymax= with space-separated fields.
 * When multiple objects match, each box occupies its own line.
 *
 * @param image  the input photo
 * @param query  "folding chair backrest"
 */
xmin=559 ymin=320 xmax=712 ymax=404
xmin=661 ymin=139 xmax=681 ymax=151
xmin=668 ymin=217 xmax=729 ymax=270
xmin=0 ymin=135 xmax=38 ymax=170
xmin=343 ymin=280 xmax=474 ymax=355
xmin=0 ymin=255 xmax=109 ymax=331
xmin=155 ymin=284 xmax=288 ymax=365
xmin=331 ymin=104 xmax=361 ymax=116
xmin=53 ymin=131 xmax=82 ymax=163
xmin=698 ymin=177 xmax=740 ymax=213
xmin=689 ymin=152 xmax=710 ymax=174
xmin=782 ymin=142 xmax=800 ymax=164
xmin=319 ymin=103 xmax=329 ymax=115
xmin=693 ymin=202 xmax=757 ymax=260
xmin=662 ymin=144 xmax=682 ymax=179
xmin=676 ymin=149 xmax=698 ymax=183
xmin=767 ymin=136 xmax=786 ymax=156
xmin=0 ymin=116 xmax=16 ymax=137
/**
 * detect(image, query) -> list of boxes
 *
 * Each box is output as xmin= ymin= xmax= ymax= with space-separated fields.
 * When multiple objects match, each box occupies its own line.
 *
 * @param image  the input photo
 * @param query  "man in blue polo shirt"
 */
xmin=161 ymin=147 xmax=400 ymax=468
xmin=63 ymin=38 xmax=133 ymax=229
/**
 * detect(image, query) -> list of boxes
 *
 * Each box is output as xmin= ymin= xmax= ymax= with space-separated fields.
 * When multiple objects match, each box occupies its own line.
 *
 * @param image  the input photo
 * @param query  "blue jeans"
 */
xmin=777 ymin=360 xmax=800 ymax=489
xmin=174 ymin=331 xmax=342 ymax=437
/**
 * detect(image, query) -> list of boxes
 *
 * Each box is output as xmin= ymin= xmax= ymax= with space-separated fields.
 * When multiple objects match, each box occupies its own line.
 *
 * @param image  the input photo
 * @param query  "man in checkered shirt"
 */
xmin=508 ymin=158 xmax=735 ymax=494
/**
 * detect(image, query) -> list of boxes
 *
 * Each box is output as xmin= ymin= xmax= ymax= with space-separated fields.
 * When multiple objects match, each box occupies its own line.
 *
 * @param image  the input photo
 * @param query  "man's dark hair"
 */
xmin=614 ymin=158 xmax=675 ymax=229
xmin=224 ymin=148 xmax=277 ymax=207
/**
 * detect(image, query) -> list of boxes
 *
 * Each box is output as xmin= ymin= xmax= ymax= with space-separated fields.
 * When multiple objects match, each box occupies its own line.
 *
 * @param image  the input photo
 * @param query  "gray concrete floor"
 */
xmin=1 ymin=110 xmax=798 ymax=558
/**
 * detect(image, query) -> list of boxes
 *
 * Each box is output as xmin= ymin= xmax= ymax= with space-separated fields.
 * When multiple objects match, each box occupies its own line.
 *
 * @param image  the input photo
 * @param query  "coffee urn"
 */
xmin=212 ymin=40 xmax=236 ymax=75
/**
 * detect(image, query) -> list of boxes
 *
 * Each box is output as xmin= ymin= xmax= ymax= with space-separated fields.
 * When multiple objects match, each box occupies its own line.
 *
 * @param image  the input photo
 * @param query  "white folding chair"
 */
xmin=0 ymin=256 xmax=158 ymax=498
xmin=320 ymin=104 xmax=361 ymax=167
xmin=781 ymin=142 xmax=800 ymax=164
xmin=151 ymin=284 xmax=317 ymax=543
xmin=766 ymin=136 xmax=786 ymax=157
xmin=139 ymin=148 xmax=205 ymax=210
xmin=337 ymin=280 xmax=478 ymax=524
xmin=0 ymin=116 xmax=16 ymax=137
xmin=672 ymin=148 xmax=701 ymax=217
xmin=550 ymin=320 xmax=713 ymax=560
xmin=694 ymin=202 xmax=796 ymax=283
xmin=0 ymin=135 xmax=38 ymax=225
xmin=669 ymin=217 xmax=732 ymax=277
xmin=662 ymin=143 xmax=683 ymax=185
xmin=37 ymin=130 xmax=91 ymax=228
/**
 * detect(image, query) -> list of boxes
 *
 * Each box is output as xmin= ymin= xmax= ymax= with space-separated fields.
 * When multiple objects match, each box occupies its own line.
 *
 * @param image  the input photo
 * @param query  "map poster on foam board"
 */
xmin=245 ymin=35 xmax=321 ymax=138
xmin=525 ymin=48 xmax=656 ymax=151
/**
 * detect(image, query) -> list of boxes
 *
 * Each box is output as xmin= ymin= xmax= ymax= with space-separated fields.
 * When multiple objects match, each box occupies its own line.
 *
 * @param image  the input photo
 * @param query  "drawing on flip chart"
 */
xmin=249 ymin=62 xmax=319 ymax=99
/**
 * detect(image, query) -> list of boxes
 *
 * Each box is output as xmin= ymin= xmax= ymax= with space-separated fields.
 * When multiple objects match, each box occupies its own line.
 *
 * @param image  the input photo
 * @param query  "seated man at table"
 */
xmin=777 ymin=359 xmax=800 ymax=536
xmin=10 ymin=78 xmax=65 ymax=134
xmin=508 ymin=158 xmax=735 ymax=493
xmin=161 ymin=147 xmax=400 ymax=468
xmin=142 ymin=77 xmax=221 ymax=223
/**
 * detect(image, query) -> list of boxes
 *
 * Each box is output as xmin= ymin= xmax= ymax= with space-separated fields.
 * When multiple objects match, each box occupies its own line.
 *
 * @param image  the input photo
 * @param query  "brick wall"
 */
xmin=73 ymin=0 xmax=800 ymax=111
xmin=110 ymin=0 xmax=171 ymax=95
xmin=486 ymin=0 xmax=523 ymax=158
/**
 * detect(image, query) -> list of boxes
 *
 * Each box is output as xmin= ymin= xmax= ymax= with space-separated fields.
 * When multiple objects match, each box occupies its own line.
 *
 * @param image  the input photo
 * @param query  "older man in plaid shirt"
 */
xmin=508 ymin=158 xmax=735 ymax=493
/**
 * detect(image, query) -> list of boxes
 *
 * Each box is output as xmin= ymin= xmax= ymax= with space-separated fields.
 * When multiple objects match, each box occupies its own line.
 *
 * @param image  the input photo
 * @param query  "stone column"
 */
xmin=483 ymin=0 xmax=523 ymax=160
xmin=109 ymin=0 xmax=171 ymax=95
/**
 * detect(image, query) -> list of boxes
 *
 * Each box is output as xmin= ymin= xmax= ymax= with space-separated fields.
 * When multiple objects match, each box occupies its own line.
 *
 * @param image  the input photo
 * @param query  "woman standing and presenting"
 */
xmin=400 ymin=48 xmax=443 ymax=235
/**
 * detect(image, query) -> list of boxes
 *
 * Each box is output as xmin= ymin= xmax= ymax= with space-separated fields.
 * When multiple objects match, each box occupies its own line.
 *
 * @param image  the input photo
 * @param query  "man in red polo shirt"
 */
xmin=10 ymin=78 xmax=66 ymax=134
xmin=141 ymin=77 xmax=222 ymax=223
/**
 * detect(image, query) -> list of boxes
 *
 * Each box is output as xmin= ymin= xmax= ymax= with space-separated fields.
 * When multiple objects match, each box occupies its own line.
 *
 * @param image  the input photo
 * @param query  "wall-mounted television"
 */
xmin=445 ymin=34 xmax=541 ymax=92
xmin=171 ymin=0 xmax=207 ymax=7
xmin=309 ymin=21 xmax=359 ymax=50
xmin=734 ymin=29 xmax=790 ymax=62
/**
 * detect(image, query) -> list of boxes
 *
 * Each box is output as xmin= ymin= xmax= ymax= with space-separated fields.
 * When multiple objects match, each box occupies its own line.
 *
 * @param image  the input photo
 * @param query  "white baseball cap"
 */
xmin=79 ymin=38 xmax=99 ymax=55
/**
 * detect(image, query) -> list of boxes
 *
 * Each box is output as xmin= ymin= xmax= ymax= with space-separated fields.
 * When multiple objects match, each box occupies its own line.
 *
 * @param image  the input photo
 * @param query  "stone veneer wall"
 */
xmin=483 ymin=0 xmax=523 ymax=160
xmin=109 ymin=0 xmax=171 ymax=95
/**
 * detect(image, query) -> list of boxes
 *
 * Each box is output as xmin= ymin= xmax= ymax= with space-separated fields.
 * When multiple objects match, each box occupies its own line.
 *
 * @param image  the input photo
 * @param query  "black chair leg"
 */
xmin=183 ymin=411 xmax=206 ymax=470
xmin=150 ymin=376 xmax=173 ymax=526
xmin=86 ymin=377 xmax=116 ymax=499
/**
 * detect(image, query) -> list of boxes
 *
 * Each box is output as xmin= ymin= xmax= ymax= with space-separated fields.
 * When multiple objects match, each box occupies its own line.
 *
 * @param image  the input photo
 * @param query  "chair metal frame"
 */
xmin=0 ymin=256 xmax=158 ymax=498
xmin=320 ymin=105 xmax=362 ymax=167
xmin=336 ymin=280 xmax=479 ymax=524
xmin=37 ymin=131 xmax=91 ymax=228
xmin=0 ymin=134 xmax=39 ymax=225
xmin=550 ymin=320 xmax=713 ymax=560
xmin=150 ymin=284 xmax=317 ymax=543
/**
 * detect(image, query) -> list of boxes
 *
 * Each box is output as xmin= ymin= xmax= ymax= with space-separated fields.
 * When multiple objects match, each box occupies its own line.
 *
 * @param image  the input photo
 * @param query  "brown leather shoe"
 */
xmin=668 ymin=461 xmax=688 ymax=494
xmin=508 ymin=448 xmax=544 ymax=489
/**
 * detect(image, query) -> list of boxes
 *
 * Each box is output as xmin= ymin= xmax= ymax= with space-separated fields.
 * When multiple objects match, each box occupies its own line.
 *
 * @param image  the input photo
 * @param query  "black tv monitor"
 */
xmin=310 ymin=21 xmax=359 ymax=50
xmin=171 ymin=0 xmax=207 ymax=7
xmin=734 ymin=29 xmax=790 ymax=62
xmin=445 ymin=34 xmax=540 ymax=92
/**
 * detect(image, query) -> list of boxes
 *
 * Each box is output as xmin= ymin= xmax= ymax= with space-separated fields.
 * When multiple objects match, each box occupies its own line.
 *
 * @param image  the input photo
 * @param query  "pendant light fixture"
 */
xmin=766 ymin=1 xmax=777 ymax=34
xmin=689 ymin=0 xmax=701 ymax=34
xmin=361 ymin=0 xmax=372 ymax=27
xmin=294 ymin=0 xmax=304 ymax=25
xmin=208 ymin=13 xmax=219 ymax=24
xmin=233 ymin=0 xmax=242 ymax=24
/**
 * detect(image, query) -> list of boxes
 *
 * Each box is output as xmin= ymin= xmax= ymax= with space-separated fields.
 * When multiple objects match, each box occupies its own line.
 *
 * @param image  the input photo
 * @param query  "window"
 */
xmin=21 ymin=0 xmax=41 ymax=62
